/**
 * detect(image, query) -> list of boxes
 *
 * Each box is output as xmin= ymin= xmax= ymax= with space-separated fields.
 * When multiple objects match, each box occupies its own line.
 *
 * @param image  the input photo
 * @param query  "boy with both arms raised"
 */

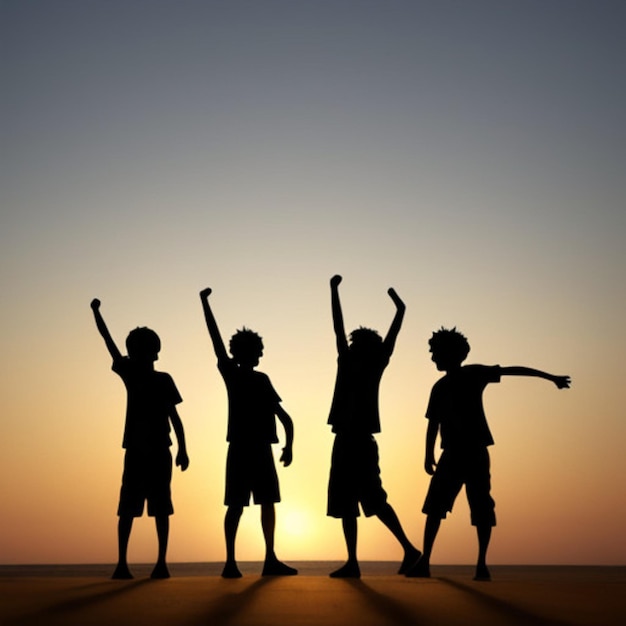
xmin=326 ymin=275 xmax=421 ymax=578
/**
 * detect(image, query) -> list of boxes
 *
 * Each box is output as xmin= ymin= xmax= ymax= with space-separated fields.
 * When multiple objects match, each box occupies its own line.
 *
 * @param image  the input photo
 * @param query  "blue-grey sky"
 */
xmin=1 ymin=1 xmax=625 ymax=565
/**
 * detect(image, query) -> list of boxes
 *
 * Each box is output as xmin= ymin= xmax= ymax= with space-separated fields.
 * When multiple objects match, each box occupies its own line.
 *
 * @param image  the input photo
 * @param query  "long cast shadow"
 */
xmin=345 ymin=578 xmax=426 ymax=625
xmin=183 ymin=576 xmax=277 ymax=626
xmin=439 ymin=577 xmax=572 ymax=626
xmin=7 ymin=579 xmax=153 ymax=626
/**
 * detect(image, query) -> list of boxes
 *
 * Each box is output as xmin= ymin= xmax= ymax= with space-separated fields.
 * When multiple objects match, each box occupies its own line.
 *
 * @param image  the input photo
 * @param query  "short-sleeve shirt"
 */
xmin=327 ymin=345 xmax=391 ymax=435
xmin=218 ymin=359 xmax=280 ymax=444
xmin=112 ymin=357 xmax=182 ymax=450
xmin=426 ymin=364 xmax=501 ymax=449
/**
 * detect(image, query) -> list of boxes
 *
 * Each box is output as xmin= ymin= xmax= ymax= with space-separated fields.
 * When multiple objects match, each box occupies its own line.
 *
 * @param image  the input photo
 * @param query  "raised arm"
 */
xmin=500 ymin=366 xmax=571 ymax=389
xmin=383 ymin=288 xmax=406 ymax=352
xmin=199 ymin=288 xmax=229 ymax=363
xmin=90 ymin=299 xmax=122 ymax=362
xmin=275 ymin=405 xmax=294 ymax=467
xmin=330 ymin=275 xmax=348 ymax=352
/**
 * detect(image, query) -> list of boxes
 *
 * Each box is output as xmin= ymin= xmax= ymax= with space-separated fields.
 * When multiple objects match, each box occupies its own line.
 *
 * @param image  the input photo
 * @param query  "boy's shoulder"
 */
xmin=433 ymin=364 xmax=500 ymax=384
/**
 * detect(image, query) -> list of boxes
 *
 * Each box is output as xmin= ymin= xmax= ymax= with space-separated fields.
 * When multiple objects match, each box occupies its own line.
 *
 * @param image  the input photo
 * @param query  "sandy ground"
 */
xmin=1 ymin=565 xmax=625 ymax=626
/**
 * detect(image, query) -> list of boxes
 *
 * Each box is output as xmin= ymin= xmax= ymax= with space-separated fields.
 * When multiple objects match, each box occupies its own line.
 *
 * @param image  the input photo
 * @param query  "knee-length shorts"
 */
xmin=118 ymin=447 xmax=173 ymax=517
xmin=422 ymin=446 xmax=496 ymax=527
xmin=327 ymin=434 xmax=388 ymax=518
xmin=225 ymin=441 xmax=280 ymax=507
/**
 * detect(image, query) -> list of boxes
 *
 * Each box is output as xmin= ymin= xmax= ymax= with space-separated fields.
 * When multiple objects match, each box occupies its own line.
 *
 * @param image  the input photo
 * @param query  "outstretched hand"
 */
xmin=387 ymin=288 xmax=405 ymax=310
xmin=199 ymin=287 xmax=212 ymax=299
xmin=330 ymin=275 xmax=342 ymax=288
xmin=553 ymin=375 xmax=571 ymax=389
xmin=90 ymin=298 xmax=101 ymax=311
xmin=280 ymin=446 xmax=293 ymax=467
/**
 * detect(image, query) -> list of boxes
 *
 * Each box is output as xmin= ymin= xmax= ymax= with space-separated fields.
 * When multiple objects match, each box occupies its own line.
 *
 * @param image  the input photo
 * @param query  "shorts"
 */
xmin=422 ymin=446 xmax=496 ymax=527
xmin=225 ymin=441 xmax=280 ymax=507
xmin=118 ymin=448 xmax=173 ymax=517
xmin=327 ymin=433 xmax=388 ymax=518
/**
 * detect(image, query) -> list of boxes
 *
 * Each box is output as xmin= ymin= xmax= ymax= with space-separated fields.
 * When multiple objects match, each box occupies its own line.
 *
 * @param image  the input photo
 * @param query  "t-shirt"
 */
xmin=112 ymin=357 xmax=182 ymax=450
xmin=327 ymin=345 xmax=391 ymax=435
xmin=218 ymin=359 xmax=280 ymax=444
xmin=426 ymin=364 xmax=501 ymax=449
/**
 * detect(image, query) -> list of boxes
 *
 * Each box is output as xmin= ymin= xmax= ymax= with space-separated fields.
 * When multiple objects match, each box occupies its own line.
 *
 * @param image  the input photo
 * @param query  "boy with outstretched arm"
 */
xmin=199 ymin=287 xmax=297 ymax=578
xmin=406 ymin=327 xmax=570 ymax=581
xmin=326 ymin=275 xmax=421 ymax=578
xmin=90 ymin=298 xmax=189 ymax=580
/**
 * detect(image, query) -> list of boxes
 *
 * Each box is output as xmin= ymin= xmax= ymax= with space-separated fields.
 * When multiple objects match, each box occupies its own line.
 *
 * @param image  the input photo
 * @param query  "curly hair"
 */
xmin=428 ymin=327 xmax=470 ymax=363
xmin=348 ymin=326 xmax=383 ymax=356
xmin=126 ymin=327 xmax=161 ymax=360
xmin=229 ymin=327 xmax=264 ymax=363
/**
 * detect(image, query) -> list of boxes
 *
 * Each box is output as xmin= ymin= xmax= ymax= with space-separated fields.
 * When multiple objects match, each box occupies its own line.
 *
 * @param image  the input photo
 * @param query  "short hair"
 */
xmin=229 ymin=327 xmax=264 ymax=363
xmin=349 ymin=327 xmax=383 ymax=355
xmin=429 ymin=327 xmax=470 ymax=363
xmin=126 ymin=327 xmax=161 ymax=360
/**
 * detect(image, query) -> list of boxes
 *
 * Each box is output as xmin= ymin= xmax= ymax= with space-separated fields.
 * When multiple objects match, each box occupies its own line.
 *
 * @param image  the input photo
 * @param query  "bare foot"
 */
xmin=405 ymin=557 xmax=430 ymax=578
xmin=329 ymin=561 xmax=360 ymax=578
xmin=398 ymin=547 xmax=422 ymax=574
xmin=221 ymin=561 xmax=242 ymax=578
xmin=112 ymin=563 xmax=133 ymax=580
xmin=473 ymin=564 xmax=491 ymax=581
xmin=150 ymin=562 xmax=170 ymax=579
xmin=262 ymin=559 xmax=298 ymax=576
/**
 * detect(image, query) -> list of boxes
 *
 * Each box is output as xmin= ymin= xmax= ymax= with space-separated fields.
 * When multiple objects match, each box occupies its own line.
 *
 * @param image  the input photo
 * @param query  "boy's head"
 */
xmin=349 ymin=327 xmax=383 ymax=358
xmin=126 ymin=327 xmax=161 ymax=362
xmin=229 ymin=327 xmax=264 ymax=368
xmin=429 ymin=327 xmax=470 ymax=371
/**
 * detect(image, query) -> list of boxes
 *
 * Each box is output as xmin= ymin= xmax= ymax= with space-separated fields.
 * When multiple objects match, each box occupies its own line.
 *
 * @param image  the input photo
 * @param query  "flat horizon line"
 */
xmin=2 ymin=562 xmax=625 ymax=581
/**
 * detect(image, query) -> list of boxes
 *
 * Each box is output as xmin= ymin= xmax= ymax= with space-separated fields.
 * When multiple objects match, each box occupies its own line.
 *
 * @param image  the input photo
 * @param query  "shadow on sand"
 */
xmin=439 ymin=577 xmax=570 ymax=626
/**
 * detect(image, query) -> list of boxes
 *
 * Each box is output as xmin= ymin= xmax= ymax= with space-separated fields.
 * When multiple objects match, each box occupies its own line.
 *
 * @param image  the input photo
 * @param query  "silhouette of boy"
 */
xmin=90 ymin=298 xmax=189 ymax=580
xmin=199 ymin=287 xmax=297 ymax=578
xmin=327 ymin=275 xmax=421 ymax=578
xmin=406 ymin=327 xmax=571 ymax=581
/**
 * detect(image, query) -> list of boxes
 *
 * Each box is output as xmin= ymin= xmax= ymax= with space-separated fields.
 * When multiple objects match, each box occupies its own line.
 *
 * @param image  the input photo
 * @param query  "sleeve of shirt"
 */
xmin=111 ymin=356 xmax=129 ymax=378
xmin=486 ymin=365 xmax=502 ymax=383
xmin=266 ymin=375 xmax=282 ymax=405
xmin=424 ymin=384 xmax=439 ymax=421
xmin=166 ymin=374 xmax=183 ymax=405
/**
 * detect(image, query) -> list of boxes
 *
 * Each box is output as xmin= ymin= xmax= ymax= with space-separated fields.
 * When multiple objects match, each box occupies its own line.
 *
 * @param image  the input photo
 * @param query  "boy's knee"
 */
xmin=226 ymin=504 xmax=244 ymax=517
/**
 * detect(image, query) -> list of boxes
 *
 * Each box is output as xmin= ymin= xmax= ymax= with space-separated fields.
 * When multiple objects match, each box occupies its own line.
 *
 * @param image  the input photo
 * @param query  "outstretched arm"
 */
xmin=199 ymin=288 xmax=229 ymax=363
xmin=169 ymin=406 xmax=189 ymax=471
xmin=275 ymin=405 xmax=294 ymax=467
xmin=330 ymin=275 xmax=348 ymax=352
xmin=383 ymin=288 xmax=406 ymax=353
xmin=500 ymin=366 xmax=571 ymax=389
xmin=90 ymin=299 xmax=122 ymax=362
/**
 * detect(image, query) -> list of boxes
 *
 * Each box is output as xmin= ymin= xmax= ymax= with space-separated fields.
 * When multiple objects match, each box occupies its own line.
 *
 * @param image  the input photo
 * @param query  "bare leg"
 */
xmin=151 ymin=515 xmax=170 ymax=579
xmin=261 ymin=504 xmax=297 ymax=576
xmin=375 ymin=503 xmax=421 ymax=573
xmin=330 ymin=516 xmax=360 ymax=578
xmin=474 ymin=524 xmax=492 ymax=581
xmin=222 ymin=505 xmax=243 ymax=578
xmin=406 ymin=515 xmax=440 ymax=577
xmin=112 ymin=516 xmax=134 ymax=579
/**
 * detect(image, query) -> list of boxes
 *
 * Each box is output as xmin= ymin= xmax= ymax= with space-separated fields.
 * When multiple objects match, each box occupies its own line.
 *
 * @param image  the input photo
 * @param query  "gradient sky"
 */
xmin=2 ymin=1 xmax=625 ymax=566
